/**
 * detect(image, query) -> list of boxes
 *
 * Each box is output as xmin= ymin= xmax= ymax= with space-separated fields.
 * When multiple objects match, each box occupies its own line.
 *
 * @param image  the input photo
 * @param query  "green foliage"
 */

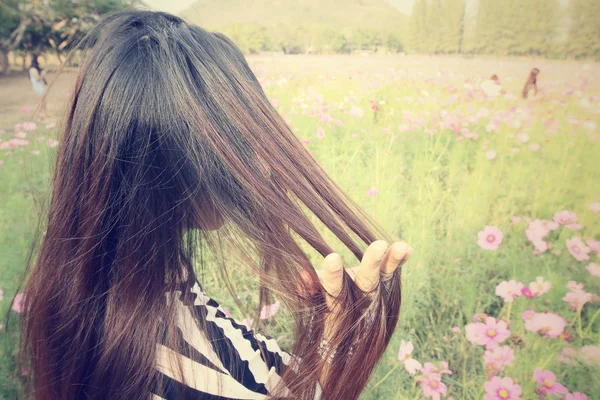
xmin=0 ymin=0 xmax=20 ymax=41
xmin=184 ymin=0 xmax=408 ymax=55
xmin=406 ymin=0 xmax=597 ymax=60
xmin=566 ymin=0 xmax=600 ymax=60
xmin=0 ymin=0 xmax=137 ymax=69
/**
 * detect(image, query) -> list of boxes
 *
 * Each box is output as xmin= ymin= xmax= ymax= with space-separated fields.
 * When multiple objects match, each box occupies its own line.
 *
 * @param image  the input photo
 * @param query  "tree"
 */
xmin=0 ymin=0 xmax=25 ymax=73
xmin=426 ymin=0 xmax=444 ymax=53
xmin=441 ymin=0 xmax=465 ymax=54
xmin=566 ymin=0 xmax=600 ymax=59
xmin=0 ymin=0 xmax=137 ymax=74
xmin=408 ymin=0 xmax=428 ymax=53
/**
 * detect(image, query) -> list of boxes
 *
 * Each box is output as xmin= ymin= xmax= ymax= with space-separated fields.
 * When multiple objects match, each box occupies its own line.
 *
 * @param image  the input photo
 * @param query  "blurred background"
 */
xmin=0 ymin=0 xmax=599 ymax=69
xmin=1 ymin=1 xmax=599 ymax=400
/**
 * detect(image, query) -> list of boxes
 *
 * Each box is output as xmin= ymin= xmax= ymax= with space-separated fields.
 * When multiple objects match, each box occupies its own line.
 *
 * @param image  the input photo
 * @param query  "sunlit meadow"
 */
xmin=1 ymin=55 xmax=599 ymax=399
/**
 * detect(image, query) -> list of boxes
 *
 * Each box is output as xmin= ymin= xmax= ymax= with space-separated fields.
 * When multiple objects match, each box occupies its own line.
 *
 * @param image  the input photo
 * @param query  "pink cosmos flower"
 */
xmin=484 ymin=345 xmax=514 ymax=371
xmin=529 ymin=144 xmax=540 ymax=151
xmin=316 ymin=127 xmax=325 ymax=139
xmin=525 ymin=220 xmax=548 ymax=241
xmin=563 ymin=290 xmax=592 ymax=311
xmin=421 ymin=361 xmax=452 ymax=378
xmin=367 ymin=188 xmax=379 ymax=197
xmin=301 ymin=139 xmax=311 ymax=146
xmin=349 ymin=105 xmax=364 ymax=118
xmin=495 ymin=281 xmax=523 ymax=302
xmin=566 ymin=393 xmax=588 ymax=400
xmin=485 ymin=150 xmax=497 ymax=160
xmin=532 ymin=244 xmax=545 ymax=256
xmin=12 ymin=293 xmax=26 ymax=313
xmin=46 ymin=139 xmax=59 ymax=148
xmin=452 ymin=327 xmax=460 ymax=334
xmin=478 ymin=226 xmax=503 ymax=250
xmin=558 ymin=347 xmax=577 ymax=365
xmin=583 ymin=120 xmax=597 ymax=131
xmin=466 ymin=317 xmax=509 ymax=349
xmin=21 ymin=106 xmax=30 ymax=114
xmin=589 ymin=203 xmax=600 ymax=213
xmin=545 ymin=220 xmax=559 ymax=230
xmin=22 ymin=122 xmax=36 ymax=131
xmin=567 ymin=281 xmax=584 ymax=291
xmin=517 ymin=133 xmax=529 ymax=143
xmin=527 ymin=312 xmax=567 ymax=338
xmin=521 ymin=309 xmax=536 ymax=322
xmin=554 ymin=210 xmax=578 ymax=225
xmin=579 ymin=346 xmax=600 ymax=366
xmin=586 ymin=263 xmax=600 ymax=277
xmin=259 ymin=300 xmax=280 ymax=319
xmin=419 ymin=376 xmax=447 ymax=400
xmin=529 ymin=277 xmax=551 ymax=296
xmin=484 ymin=376 xmax=522 ymax=400
xmin=566 ymin=237 xmax=591 ymax=261
xmin=511 ymin=216 xmax=521 ymax=223
xmin=398 ymin=340 xmax=422 ymax=375
xmin=521 ymin=286 xmax=535 ymax=298
xmin=586 ymin=239 xmax=600 ymax=256
xmin=534 ymin=369 xmax=568 ymax=396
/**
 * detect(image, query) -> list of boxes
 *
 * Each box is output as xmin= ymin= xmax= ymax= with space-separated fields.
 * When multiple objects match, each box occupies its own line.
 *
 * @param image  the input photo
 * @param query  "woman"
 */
xmin=29 ymin=58 xmax=48 ymax=117
xmin=13 ymin=10 xmax=411 ymax=400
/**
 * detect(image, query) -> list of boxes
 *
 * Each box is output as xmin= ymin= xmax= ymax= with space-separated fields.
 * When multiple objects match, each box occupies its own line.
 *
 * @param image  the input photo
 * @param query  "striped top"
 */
xmin=150 ymin=279 xmax=322 ymax=399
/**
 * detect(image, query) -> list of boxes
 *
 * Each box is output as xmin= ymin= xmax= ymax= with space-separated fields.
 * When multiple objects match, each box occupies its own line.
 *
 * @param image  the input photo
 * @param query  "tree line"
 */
xmin=216 ymin=23 xmax=404 ymax=55
xmin=1 ymin=0 xmax=598 ymax=74
xmin=408 ymin=0 xmax=600 ymax=60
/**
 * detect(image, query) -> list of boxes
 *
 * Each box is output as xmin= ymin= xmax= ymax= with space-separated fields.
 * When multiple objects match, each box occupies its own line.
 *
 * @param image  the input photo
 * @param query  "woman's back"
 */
xmin=152 ymin=279 xmax=307 ymax=399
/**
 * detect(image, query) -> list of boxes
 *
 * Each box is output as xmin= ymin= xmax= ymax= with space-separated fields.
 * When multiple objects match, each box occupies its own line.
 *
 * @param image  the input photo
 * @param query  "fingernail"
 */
xmin=325 ymin=253 xmax=342 ymax=270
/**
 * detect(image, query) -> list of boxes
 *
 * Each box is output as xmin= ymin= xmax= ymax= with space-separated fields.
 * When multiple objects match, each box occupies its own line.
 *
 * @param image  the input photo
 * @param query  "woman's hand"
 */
xmin=314 ymin=240 xmax=412 ymax=382
xmin=318 ymin=241 xmax=411 ymax=303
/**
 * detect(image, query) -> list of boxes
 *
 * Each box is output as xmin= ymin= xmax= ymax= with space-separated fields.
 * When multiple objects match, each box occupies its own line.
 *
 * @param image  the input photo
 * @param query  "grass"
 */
xmin=1 ymin=55 xmax=599 ymax=399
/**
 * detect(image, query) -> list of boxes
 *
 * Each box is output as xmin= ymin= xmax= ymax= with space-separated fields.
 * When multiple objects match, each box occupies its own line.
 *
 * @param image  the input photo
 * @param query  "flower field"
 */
xmin=1 ymin=55 xmax=599 ymax=399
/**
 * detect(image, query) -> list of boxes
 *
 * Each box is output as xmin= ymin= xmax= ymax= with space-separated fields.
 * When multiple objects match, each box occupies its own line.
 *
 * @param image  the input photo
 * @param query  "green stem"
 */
xmin=577 ymin=307 xmax=584 ymax=339
xmin=370 ymin=364 xmax=399 ymax=391
xmin=584 ymin=308 xmax=600 ymax=336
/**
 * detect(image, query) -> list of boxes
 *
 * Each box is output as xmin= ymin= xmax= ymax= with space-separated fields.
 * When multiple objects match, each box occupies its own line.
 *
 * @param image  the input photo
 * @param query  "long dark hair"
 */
xmin=10 ymin=9 xmax=401 ymax=400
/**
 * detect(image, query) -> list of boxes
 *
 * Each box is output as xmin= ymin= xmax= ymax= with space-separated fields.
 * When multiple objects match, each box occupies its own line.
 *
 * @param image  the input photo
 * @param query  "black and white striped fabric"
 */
xmin=150 ymin=279 xmax=322 ymax=399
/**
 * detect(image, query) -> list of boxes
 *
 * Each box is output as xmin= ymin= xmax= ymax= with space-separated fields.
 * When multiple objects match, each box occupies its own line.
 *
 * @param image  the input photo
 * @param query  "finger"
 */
xmin=321 ymin=253 xmax=344 ymax=299
xmin=355 ymin=240 xmax=388 ymax=292
xmin=380 ymin=242 xmax=412 ymax=280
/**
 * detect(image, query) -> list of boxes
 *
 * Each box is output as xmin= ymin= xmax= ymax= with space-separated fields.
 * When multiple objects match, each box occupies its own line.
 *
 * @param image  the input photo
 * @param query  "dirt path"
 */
xmin=0 ymin=70 xmax=77 ymax=122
